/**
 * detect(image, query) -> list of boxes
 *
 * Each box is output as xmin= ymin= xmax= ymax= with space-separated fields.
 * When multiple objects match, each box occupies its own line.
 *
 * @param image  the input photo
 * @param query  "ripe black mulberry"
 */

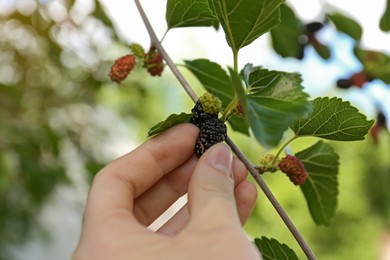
xmin=195 ymin=117 xmax=227 ymax=157
xmin=189 ymin=100 xmax=218 ymax=127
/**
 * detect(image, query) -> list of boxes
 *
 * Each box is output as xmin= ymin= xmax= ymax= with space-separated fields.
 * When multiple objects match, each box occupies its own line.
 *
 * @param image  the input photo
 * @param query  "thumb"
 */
xmin=187 ymin=143 xmax=240 ymax=228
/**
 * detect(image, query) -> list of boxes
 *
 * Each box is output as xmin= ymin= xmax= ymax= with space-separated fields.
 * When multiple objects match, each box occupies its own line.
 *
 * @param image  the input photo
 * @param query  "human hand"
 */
xmin=73 ymin=123 xmax=260 ymax=259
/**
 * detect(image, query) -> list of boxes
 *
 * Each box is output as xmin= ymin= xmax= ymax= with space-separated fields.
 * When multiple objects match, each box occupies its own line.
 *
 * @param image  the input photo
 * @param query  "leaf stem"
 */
xmin=134 ymin=1 xmax=316 ymax=259
xmin=273 ymin=135 xmax=299 ymax=164
xmin=222 ymin=97 xmax=239 ymax=122
xmin=233 ymin=50 xmax=239 ymax=73
xmin=160 ymin=29 xmax=169 ymax=43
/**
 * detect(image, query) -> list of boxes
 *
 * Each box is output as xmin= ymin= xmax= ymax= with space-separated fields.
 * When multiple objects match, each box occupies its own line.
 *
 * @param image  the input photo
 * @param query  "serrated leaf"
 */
xmin=291 ymin=97 xmax=375 ymax=141
xmin=148 ymin=113 xmax=193 ymax=137
xmin=211 ymin=0 xmax=284 ymax=53
xmin=270 ymin=4 xmax=303 ymax=59
xmin=354 ymin=47 xmax=390 ymax=84
xmin=254 ymin=237 xmax=299 ymax=260
xmin=380 ymin=0 xmax=390 ymax=32
xmin=185 ymin=59 xmax=250 ymax=135
xmin=166 ymin=0 xmax=218 ymax=29
xmin=245 ymin=69 xmax=311 ymax=147
xmin=296 ymin=141 xmax=339 ymax=225
xmin=327 ymin=13 xmax=362 ymax=40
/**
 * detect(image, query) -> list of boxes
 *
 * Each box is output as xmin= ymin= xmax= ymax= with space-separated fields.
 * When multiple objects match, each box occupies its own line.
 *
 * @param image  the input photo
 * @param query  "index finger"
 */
xmin=84 ymin=123 xmax=199 ymax=222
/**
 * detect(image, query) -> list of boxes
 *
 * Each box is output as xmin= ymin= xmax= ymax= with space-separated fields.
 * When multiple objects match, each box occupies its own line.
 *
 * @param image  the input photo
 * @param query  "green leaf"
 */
xmin=185 ymin=59 xmax=249 ymax=135
xmin=354 ymin=47 xmax=390 ymax=84
xmin=185 ymin=59 xmax=234 ymax=108
xmin=254 ymin=237 xmax=299 ymax=260
xmin=228 ymin=115 xmax=250 ymax=135
xmin=327 ymin=13 xmax=362 ymax=41
xmin=270 ymin=4 xmax=303 ymax=59
xmin=166 ymin=0 xmax=218 ymax=29
xmin=296 ymin=141 xmax=339 ymax=225
xmin=148 ymin=113 xmax=193 ymax=137
xmin=380 ymin=0 xmax=390 ymax=32
xmin=211 ymin=0 xmax=284 ymax=53
xmin=245 ymin=69 xmax=311 ymax=147
xmin=291 ymin=97 xmax=375 ymax=141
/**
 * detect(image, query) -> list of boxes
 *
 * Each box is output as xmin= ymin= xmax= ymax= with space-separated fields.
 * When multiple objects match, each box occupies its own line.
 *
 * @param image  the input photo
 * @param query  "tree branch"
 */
xmin=133 ymin=0 xmax=316 ymax=259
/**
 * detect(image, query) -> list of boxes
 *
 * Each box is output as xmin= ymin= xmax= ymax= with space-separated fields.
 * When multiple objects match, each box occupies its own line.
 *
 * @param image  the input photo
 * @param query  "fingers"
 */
xmin=235 ymin=180 xmax=258 ymax=224
xmin=83 ymin=124 xmax=198 ymax=223
xmin=134 ymin=156 xmax=249 ymax=226
xmin=156 ymin=204 xmax=190 ymax=236
xmin=186 ymin=143 xmax=240 ymax=230
xmin=133 ymin=156 xmax=197 ymax=225
xmin=156 ymin=179 xmax=257 ymax=236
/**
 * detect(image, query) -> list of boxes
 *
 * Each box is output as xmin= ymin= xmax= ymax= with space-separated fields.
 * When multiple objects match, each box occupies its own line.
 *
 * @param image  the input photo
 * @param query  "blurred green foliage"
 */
xmin=0 ymin=0 xmax=163 ymax=257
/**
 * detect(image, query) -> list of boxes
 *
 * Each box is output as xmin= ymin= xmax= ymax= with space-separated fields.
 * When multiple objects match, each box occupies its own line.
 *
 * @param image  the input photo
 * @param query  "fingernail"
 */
xmin=206 ymin=143 xmax=233 ymax=178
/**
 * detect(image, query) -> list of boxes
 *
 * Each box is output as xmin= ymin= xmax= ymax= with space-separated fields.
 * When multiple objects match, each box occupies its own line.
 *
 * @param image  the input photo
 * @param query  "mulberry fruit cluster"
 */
xmin=278 ymin=155 xmax=308 ymax=185
xmin=190 ymin=93 xmax=227 ymax=157
xmin=143 ymin=48 xmax=164 ymax=76
xmin=189 ymin=101 xmax=217 ymax=127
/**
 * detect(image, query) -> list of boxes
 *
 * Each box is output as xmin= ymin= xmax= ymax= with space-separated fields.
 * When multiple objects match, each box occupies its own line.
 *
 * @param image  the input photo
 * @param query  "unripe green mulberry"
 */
xmin=198 ymin=92 xmax=222 ymax=115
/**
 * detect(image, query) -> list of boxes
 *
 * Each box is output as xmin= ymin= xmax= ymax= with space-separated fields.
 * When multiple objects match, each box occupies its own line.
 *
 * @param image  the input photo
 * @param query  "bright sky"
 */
xmin=102 ymin=0 xmax=390 ymax=125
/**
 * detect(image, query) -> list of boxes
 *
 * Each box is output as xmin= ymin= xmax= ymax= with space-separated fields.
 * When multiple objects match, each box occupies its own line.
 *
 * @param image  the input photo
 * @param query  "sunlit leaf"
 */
xmin=148 ymin=113 xmax=193 ymax=137
xmin=166 ymin=0 xmax=218 ymax=29
xmin=296 ymin=141 xmax=339 ymax=225
xmin=291 ymin=97 xmax=375 ymax=141
xmin=327 ymin=13 xmax=362 ymax=40
xmin=240 ymin=63 xmax=254 ymax=88
xmin=254 ymin=237 xmax=299 ymax=260
xmin=211 ymin=0 xmax=284 ymax=53
xmin=245 ymin=68 xmax=311 ymax=147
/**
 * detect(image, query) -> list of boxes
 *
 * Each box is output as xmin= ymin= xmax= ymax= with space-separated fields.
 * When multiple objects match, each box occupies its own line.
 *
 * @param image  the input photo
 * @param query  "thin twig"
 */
xmin=133 ymin=1 xmax=317 ymax=259
xmin=134 ymin=0 xmax=197 ymax=102
xmin=226 ymin=137 xmax=316 ymax=259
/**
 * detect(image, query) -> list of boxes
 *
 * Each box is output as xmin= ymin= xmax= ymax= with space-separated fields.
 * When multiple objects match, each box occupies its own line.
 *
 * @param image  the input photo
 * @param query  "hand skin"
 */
xmin=73 ymin=123 xmax=260 ymax=260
